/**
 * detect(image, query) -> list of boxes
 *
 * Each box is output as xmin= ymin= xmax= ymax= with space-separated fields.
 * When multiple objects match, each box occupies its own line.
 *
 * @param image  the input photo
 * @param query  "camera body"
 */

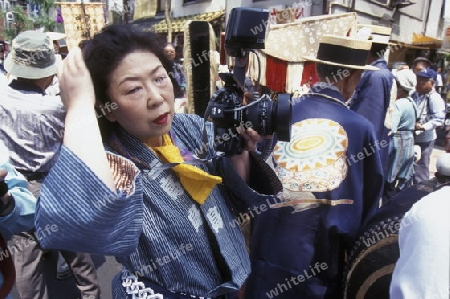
xmin=206 ymin=7 xmax=291 ymax=156
xmin=225 ymin=8 xmax=269 ymax=58
xmin=209 ymin=73 xmax=248 ymax=155
xmin=209 ymin=73 xmax=291 ymax=155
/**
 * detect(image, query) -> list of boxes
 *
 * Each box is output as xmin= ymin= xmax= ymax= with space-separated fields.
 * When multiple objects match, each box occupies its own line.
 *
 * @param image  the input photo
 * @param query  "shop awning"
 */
xmin=412 ymin=33 xmax=442 ymax=48
xmin=153 ymin=10 xmax=225 ymax=33
xmin=389 ymin=40 xmax=428 ymax=50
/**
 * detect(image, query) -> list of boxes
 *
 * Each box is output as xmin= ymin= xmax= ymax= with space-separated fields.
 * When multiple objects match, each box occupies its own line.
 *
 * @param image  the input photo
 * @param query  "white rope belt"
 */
xmin=121 ymin=269 xmax=164 ymax=299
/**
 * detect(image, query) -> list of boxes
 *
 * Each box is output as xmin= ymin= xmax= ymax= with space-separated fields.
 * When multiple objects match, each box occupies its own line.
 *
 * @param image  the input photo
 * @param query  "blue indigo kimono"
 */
xmin=350 ymin=59 xmax=394 ymax=173
xmin=386 ymin=97 xmax=416 ymax=185
xmin=35 ymin=113 xmax=280 ymax=298
xmin=245 ymin=85 xmax=384 ymax=299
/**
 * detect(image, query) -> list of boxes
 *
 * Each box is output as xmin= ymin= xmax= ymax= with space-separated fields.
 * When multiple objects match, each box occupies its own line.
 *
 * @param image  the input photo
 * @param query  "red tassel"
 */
xmin=265 ymin=56 xmax=287 ymax=93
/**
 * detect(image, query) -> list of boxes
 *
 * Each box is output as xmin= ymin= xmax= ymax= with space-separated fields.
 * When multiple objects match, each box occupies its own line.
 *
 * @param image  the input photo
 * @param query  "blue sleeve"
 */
xmin=0 ymin=158 xmax=37 ymax=239
xmin=352 ymin=71 xmax=392 ymax=140
xmin=35 ymin=145 xmax=144 ymax=256
xmin=422 ymin=93 xmax=445 ymax=131
xmin=362 ymin=126 xmax=384 ymax=221
xmin=390 ymin=103 xmax=401 ymax=133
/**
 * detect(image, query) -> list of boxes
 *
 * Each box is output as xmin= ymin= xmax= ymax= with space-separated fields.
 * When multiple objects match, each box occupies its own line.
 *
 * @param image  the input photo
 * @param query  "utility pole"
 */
xmin=165 ymin=0 xmax=171 ymax=42
xmin=80 ymin=0 xmax=90 ymax=38
xmin=123 ymin=0 xmax=130 ymax=23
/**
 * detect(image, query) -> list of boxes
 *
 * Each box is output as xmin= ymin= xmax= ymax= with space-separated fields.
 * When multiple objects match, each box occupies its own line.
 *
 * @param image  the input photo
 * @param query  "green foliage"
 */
xmin=1 ymin=0 xmax=56 ymax=41
xmin=445 ymin=53 xmax=450 ymax=62
xmin=1 ymin=7 xmax=34 ymax=41
xmin=33 ymin=0 xmax=55 ymax=14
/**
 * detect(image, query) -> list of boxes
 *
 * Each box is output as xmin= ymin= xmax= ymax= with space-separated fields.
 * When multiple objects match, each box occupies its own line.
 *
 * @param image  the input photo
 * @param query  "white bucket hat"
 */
xmin=395 ymin=69 xmax=416 ymax=93
xmin=4 ymin=30 xmax=58 ymax=79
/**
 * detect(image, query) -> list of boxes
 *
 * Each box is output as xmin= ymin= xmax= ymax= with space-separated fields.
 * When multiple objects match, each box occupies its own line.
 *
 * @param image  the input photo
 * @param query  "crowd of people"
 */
xmin=0 ymin=22 xmax=448 ymax=299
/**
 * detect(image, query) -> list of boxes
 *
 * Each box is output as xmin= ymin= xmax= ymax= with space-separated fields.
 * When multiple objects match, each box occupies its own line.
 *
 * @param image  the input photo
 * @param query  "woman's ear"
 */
xmin=95 ymin=100 xmax=117 ymax=122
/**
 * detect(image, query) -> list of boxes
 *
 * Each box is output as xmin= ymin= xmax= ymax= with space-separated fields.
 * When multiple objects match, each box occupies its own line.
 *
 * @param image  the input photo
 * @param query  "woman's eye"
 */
xmin=126 ymin=87 xmax=141 ymax=95
xmin=155 ymin=76 xmax=166 ymax=84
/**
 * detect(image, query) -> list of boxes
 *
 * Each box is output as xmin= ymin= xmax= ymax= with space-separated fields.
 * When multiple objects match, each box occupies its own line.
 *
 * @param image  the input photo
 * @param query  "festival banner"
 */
xmin=57 ymin=2 xmax=106 ymax=50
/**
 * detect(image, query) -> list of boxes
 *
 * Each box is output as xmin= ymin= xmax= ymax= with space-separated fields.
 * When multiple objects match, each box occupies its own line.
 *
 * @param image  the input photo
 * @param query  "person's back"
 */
xmin=349 ymin=25 xmax=394 ymax=173
xmin=0 ymin=30 xmax=100 ymax=299
xmin=383 ymin=69 xmax=417 ymax=200
xmin=245 ymin=35 xmax=384 ymax=299
xmin=1 ymin=83 xmax=64 ymax=173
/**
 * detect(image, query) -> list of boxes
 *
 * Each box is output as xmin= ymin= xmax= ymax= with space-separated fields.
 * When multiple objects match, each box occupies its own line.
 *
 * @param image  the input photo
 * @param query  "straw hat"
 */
xmin=303 ymin=35 xmax=378 ymax=70
xmin=356 ymin=24 xmax=392 ymax=45
xmin=4 ymin=30 xmax=58 ymax=79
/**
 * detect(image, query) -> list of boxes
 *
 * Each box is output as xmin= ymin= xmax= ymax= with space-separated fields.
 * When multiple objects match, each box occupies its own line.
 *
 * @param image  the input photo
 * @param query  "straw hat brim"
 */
xmin=303 ymin=56 xmax=379 ymax=71
xmin=4 ymin=54 xmax=58 ymax=79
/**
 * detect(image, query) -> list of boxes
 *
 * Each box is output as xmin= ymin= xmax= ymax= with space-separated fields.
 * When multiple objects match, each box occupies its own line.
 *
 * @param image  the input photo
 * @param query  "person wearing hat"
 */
xmin=412 ymin=56 xmax=431 ymax=75
xmin=383 ymin=69 xmax=418 ymax=201
xmin=412 ymin=67 xmax=446 ymax=184
xmin=0 ymin=30 xmax=100 ymax=299
xmin=244 ymin=35 xmax=384 ymax=299
xmin=348 ymin=24 xmax=395 ymax=175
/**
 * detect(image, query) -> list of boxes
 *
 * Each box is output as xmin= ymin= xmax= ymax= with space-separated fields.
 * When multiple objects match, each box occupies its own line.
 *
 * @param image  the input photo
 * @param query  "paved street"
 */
xmin=429 ymin=128 xmax=447 ymax=177
xmin=11 ymin=252 xmax=121 ymax=299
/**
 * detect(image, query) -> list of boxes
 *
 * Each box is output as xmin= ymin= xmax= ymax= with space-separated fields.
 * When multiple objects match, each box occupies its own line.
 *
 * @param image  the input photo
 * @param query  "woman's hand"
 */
xmin=229 ymin=127 xmax=268 ymax=183
xmin=58 ymin=47 xmax=96 ymax=111
xmin=236 ymin=127 xmax=264 ymax=152
xmin=57 ymin=47 xmax=116 ymax=191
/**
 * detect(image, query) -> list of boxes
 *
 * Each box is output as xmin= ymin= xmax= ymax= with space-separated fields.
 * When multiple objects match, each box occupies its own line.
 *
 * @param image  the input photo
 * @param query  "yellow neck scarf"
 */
xmin=148 ymin=134 xmax=222 ymax=205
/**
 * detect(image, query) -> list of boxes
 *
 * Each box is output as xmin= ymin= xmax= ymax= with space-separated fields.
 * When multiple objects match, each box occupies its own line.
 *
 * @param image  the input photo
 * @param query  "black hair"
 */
xmin=370 ymin=43 xmax=389 ymax=59
xmin=81 ymin=24 xmax=178 ymax=140
xmin=316 ymin=63 xmax=351 ymax=81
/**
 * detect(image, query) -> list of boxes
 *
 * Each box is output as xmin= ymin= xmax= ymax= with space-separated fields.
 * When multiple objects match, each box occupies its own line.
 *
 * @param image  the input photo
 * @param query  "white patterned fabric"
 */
xmin=286 ymin=62 xmax=304 ymax=94
xmin=262 ymin=12 xmax=358 ymax=62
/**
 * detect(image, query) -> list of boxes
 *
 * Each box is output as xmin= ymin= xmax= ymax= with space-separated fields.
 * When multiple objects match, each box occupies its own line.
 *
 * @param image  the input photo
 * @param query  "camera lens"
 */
xmin=244 ymin=94 xmax=291 ymax=142
xmin=274 ymin=93 xmax=291 ymax=142
xmin=245 ymin=97 xmax=273 ymax=136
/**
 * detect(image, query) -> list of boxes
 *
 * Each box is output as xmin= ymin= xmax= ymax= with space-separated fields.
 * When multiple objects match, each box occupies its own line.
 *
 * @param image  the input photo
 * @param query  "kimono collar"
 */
xmin=107 ymin=125 xmax=219 ymax=205
xmin=371 ymin=58 xmax=389 ymax=70
xmin=308 ymin=82 xmax=348 ymax=107
xmin=9 ymin=79 xmax=46 ymax=95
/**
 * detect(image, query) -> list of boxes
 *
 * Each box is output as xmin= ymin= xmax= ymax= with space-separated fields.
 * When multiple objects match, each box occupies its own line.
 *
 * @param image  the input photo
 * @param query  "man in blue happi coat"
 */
xmin=349 ymin=25 xmax=395 ymax=173
xmin=245 ymin=35 xmax=384 ymax=299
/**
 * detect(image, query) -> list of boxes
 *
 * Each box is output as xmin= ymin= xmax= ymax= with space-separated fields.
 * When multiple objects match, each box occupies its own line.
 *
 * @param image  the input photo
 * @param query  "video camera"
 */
xmin=207 ymin=7 xmax=292 ymax=156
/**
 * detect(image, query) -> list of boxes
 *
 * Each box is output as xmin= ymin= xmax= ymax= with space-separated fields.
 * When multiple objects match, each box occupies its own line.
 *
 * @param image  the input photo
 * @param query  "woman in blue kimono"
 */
xmin=384 ymin=69 xmax=417 ymax=200
xmin=35 ymin=25 xmax=280 ymax=298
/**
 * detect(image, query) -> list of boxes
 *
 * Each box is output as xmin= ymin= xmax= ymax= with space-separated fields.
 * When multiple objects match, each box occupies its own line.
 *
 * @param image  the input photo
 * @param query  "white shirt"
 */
xmin=390 ymin=185 xmax=450 ymax=299
xmin=437 ymin=73 xmax=444 ymax=87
